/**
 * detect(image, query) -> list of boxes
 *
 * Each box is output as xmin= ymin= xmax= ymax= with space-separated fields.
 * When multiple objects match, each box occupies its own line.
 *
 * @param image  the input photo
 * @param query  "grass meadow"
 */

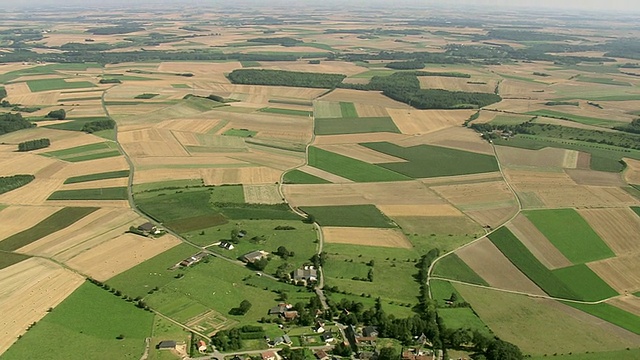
xmin=432 ymin=253 xmax=489 ymax=286
xmin=314 ymin=116 xmax=400 ymax=135
xmin=307 ymin=146 xmax=410 ymax=182
xmin=1 ymin=282 xmax=153 ymax=360
xmin=300 ymin=204 xmax=396 ymax=228
xmin=64 ymin=170 xmax=130 ymax=184
xmin=564 ymin=302 xmax=640 ymax=335
xmin=26 ymin=78 xmax=96 ymax=92
xmin=282 ymin=169 xmax=332 ymax=184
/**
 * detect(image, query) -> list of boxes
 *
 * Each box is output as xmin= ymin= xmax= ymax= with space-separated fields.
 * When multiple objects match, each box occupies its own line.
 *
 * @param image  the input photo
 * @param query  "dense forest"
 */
xmin=0 ymin=113 xmax=35 ymax=135
xmin=18 ymin=138 xmax=50 ymax=152
xmin=227 ymin=69 xmax=346 ymax=88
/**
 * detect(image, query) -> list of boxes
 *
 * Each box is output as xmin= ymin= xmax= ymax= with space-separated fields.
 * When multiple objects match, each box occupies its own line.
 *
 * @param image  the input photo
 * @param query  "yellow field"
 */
xmin=0 ymin=206 xmax=63 ymax=241
xmin=201 ymin=166 xmax=282 ymax=185
xmin=322 ymin=227 xmax=413 ymax=248
xmin=588 ymin=254 xmax=640 ymax=294
xmin=395 ymin=126 xmax=494 ymax=155
xmin=387 ymin=109 xmax=474 ymax=135
xmin=317 ymin=144 xmax=406 ymax=164
xmin=377 ymin=204 xmax=463 ymax=217
xmin=419 ymin=76 xmax=497 ymax=93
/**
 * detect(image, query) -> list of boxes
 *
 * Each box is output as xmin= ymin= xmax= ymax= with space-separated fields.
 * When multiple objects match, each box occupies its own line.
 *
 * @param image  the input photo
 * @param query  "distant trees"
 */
xmin=386 ymin=60 xmax=425 ymax=70
xmin=18 ymin=138 xmax=50 ymax=151
xmin=82 ymin=119 xmax=115 ymax=133
xmin=613 ymin=118 xmax=640 ymax=135
xmin=99 ymin=78 xmax=122 ymax=84
xmin=227 ymin=69 xmax=346 ymax=89
xmin=87 ymin=25 xmax=145 ymax=35
xmin=0 ymin=112 xmax=35 ymax=135
xmin=46 ymin=109 xmax=66 ymax=120
xmin=485 ymin=339 xmax=524 ymax=360
xmin=275 ymin=246 xmax=294 ymax=259
xmin=247 ymin=37 xmax=302 ymax=47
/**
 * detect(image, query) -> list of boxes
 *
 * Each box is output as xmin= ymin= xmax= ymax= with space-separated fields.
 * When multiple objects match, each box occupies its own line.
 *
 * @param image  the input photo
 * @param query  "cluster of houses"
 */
xmin=268 ymin=303 xmax=299 ymax=322
xmin=401 ymin=348 xmax=443 ymax=360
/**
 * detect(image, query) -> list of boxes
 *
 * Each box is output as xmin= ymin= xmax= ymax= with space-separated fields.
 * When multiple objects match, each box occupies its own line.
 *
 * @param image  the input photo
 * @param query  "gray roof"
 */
xmin=293 ymin=267 xmax=317 ymax=281
xmin=157 ymin=340 xmax=176 ymax=349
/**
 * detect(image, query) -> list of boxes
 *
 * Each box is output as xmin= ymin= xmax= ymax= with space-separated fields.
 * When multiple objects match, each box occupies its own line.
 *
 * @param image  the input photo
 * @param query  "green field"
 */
xmin=524 ymin=209 xmax=615 ymax=264
xmin=432 ymin=253 xmax=489 ymax=286
xmin=526 ymin=109 xmax=624 ymax=127
xmin=300 ymin=204 xmax=396 ymax=228
xmin=565 ymin=302 xmax=640 ymax=335
xmin=576 ymin=76 xmax=631 ymax=87
xmin=132 ymin=179 xmax=204 ymax=194
xmin=43 ymin=142 xmax=121 ymax=162
xmin=258 ymin=107 xmax=312 ymax=117
xmin=171 ymin=84 xmax=191 ymax=88
xmin=488 ymin=227 xmax=577 ymax=299
xmin=223 ymin=128 xmax=257 ymax=137
xmin=552 ymin=265 xmax=618 ymax=301
xmin=64 ymin=170 xmax=130 ymax=184
xmin=325 ymin=292 xmax=415 ymax=318
xmin=314 ymin=116 xmax=400 ymax=135
xmin=361 ymin=142 xmax=499 ymax=178
xmin=489 ymin=114 xmax=535 ymax=126
xmin=530 ymin=349 xmax=640 ymax=360
xmin=0 ymin=174 xmax=34 ymax=195
xmin=631 ymin=206 xmax=640 ymax=218
xmin=0 ymin=207 xmax=99 ymax=251
xmin=339 ymin=102 xmax=358 ymax=117
xmin=1 ymin=282 xmax=153 ymax=360
xmin=307 ymin=146 xmax=410 ymax=182
xmin=438 ymin=307 xmax=493 ymax=336
xmin=282 ymin=169 xmax=331 ymax=184
xmin=47 ymin=187 xmax=129 ymax=201
xmin=0 ymin=63 xmax=102 ymax=84
xmin=0 ymin=252 xmax=30 ymax=269
xmin=26 ymin=78 xmax=96 ymax=92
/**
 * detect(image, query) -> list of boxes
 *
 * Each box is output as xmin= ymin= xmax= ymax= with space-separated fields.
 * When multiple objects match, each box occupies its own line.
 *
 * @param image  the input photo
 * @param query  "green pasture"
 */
xmin=307 ymin=146 xmax=410 ymax=182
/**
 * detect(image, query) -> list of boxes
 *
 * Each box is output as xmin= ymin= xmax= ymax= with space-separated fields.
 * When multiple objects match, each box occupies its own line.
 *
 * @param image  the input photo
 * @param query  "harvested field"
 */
xmin=155 ymin=118 xmax=222 ymax=133
xmin=44 ymin=200 xmax=129 ymax=208
xmin=0 ymin=258 xmax=84 ymax=355
xmin=134 ymin=168 xmax=202 ymax=184
xmin=431 ymin=181 xmax=514 ymax=208
xmin=498 ymin=79 xmax=550 ymax=99
xmin=506 ymin=214 xmax=572 ymax=269
xmin=394 ymin=126 xmax=494 ymax=155
xmin=243 ymin=184 xmax=283 ymax=204
xmin=295 ymin=165 xmax=351 ymax=183
xmin=322 ymin=227 xmax=412 ymax=248
xmin=455 ymin=238 xmax=546 ymax=295
xmin=0 ymin=206 xmax=62 ymax=241
xmin=354 ymin=103 xmax=389 ymax=118
xmin=623 ymin=157 xmax=640 ymax=185
xmin=455 ymin=283 xmax=640 ymax=355
xmin=284 ymin=181 xmax=446 ymax=207
xmin=201 ymin=166 xmax=282 ymax=185
xmin=609 ymin=296 xmax=640 ymax=316
xmin=119 ymin=128 xmax=190 ymax=157
xmin=577 ymin=208 xmax=640 ymax=255
xmin=588 ymin=255 xmax=640 ymax=294
xmin=495 ymin=146 xmax=579 ymax=169
xmin=419 ymin=76 xmax=497 ymax=93
xmin=320 ymin=89 xmax=411 ymax=108
xmin=565 ymin=169 xmax=626 ymax=187
xmin=207 ymin=84 xmax=326 ymax=101
xmin=377 ymin=204 xmax=463 ymax=217
xmin=228 ymin=149 xmax=305 ymax=171
xmin=419 ymin=172 xmax=503 ymax=186
xmin=317 ymin=144 xmax=406 ymax=164
xmin=314 ymin=101 xmax=347 ymax=118
xmin=65 ymin=233 xmax=181 ymax=281
xmin=0 ymin=178 xmax=64 ymax=205
xmin=387 ymin=108 xmax=474 ymax=135
xmin=466 ymin=205 xmax=518 ymax=229
xmin=313 ymin=132 xmax=408 ymax=145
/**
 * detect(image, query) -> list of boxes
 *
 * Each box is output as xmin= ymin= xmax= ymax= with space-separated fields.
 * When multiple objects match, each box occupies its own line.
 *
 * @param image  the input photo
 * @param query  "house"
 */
xmin=138 ymin=222 xmax=157 ymax=234
xmin=292 ymin=265 xmax=317 ymax=286
xmin=271 ymin=334 xmax=292 ymax=346
xmin=219 ymin=241 xmax=234 ymax=250
xmin=242 ymin=250 xmax=269 ymax=263
xmin=362 ymin=326 xmax=378 ymax=338
xmin=268 ymin=303 xmax=292 ymax=315
xmin=262 ymin=351 xmax=277 ymax=360
xmin=283 ymin=310 xmax=299 ymax=321
xmin=314 ymin=323 xmax=325 ymax=333
xmin=401 ymin=350 xmax=430 ymax=360
xmin=157 ymin=340 xmax=177 ymax=350
xmin=197 ymin=340 xmax=207 ymax=353
xmin=315 ymin=350 xmax=330 ymax=360
xmin=321 ymin=331 xmax=335 ymax=343
xmin=177 ymin=252 xmax=208 ymax=267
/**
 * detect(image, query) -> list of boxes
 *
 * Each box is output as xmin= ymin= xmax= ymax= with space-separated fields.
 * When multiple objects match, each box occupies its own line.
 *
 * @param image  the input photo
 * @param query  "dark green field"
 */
xmin=300 ymin=204 xmax=396 ymax=228
xmin=26 ymin=78 xmax=96 ymax=92
xmin=314 ymin=116 xmax=400 ymax=135
xmin=1 ymin=282 xmax=154 ymax=360
xmin=307 ymin=146 xmax=410 ymax=182
xmin=361 ymin=142 xmax=499 ymax=178
xmin=47 ymin=187 xmax=129 ymax=201
xmin=43 ymin=142 xmax=121 ymax=162
xmin=223 ymin=128 xmax=257 ymax=137
xmin=258 ymin=107 xmax=312 ymax=117
xmin=0 ymin=252 xmax=30 ymax=269
xmin=282 ymin=169 xmax=332 ymax=184
xmin=524 ymin=209 xmax=615 ymax=264
xmin=64 ymin=170 xmax=130 ymax=184
xmin=0 ymin=207 xmax=99 ymax=251
xmin=565 ymin=302 xmax=640 ymax=335
xmin=0 ymin=174 xmax=34 ymax=195
xmin=432 ymin=253 xmax=489 ymax=286
xmin=552 ymin=265 xmax=618 ymax=301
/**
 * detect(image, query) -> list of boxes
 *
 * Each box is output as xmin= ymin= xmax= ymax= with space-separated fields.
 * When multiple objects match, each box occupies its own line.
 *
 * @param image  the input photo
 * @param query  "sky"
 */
xmin=3 ymin=0 xmax=638 ymax=13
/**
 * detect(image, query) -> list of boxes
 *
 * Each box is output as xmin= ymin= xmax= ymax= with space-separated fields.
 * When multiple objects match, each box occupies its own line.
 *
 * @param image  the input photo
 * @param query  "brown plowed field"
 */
xmin=317 ymin=144 xmax=406 ymax=164
xmin=506 ymin=214 xmax=572 ymax=269
xmin=456 ymin=238 xmax=546 ymax=295
xmin=243 ymin=184 xmax=283 ymax=204
xmin=623 ymin=157 xmax=640 ymax=184
xmin=466 ymin=204 xmax=518 ymax=229
xmin=0 ymin=206 xmax=63 ymax=241
xmin=387 ymin=108 xmax=474 ymax=135
xmin=65 ymin=233 xmax=181 ymax=281
xmin=565 ymin=169 xmax=626 ymax=187
xmin=588 ymin=254 xmax=640 ymax=294
xmin=495 ymin=146 xmax=578 ymax=169
xmin=322 ymin=227 xmax=413 ymax=248
xmin=284 ymin=181 xmax=446 ymax=207
xmin=577 ymin=208 xmax=640 ymax=255
xmin=0 ymin=258 xmax=84 ymax=356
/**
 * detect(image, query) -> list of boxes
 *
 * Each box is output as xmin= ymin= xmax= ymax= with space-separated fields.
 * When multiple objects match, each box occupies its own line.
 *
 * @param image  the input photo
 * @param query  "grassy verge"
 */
xmin=0 ymin=207 xmax=99 ymax=251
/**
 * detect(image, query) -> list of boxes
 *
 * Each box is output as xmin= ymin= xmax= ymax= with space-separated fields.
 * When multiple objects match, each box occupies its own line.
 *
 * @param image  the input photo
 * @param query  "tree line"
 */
xmin=0 ymin=174 xmax=34 ymax=195
xmin=0 ymin=113 xmax=35 ymax=135
xmin=227 ymin=69 xmax=346 ymax=88
xmin=18 ymin=138 xmax=50 ymax=152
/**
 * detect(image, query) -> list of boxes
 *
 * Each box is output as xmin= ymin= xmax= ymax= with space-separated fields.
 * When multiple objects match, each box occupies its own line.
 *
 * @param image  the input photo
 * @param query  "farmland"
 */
xmin=1 ymin=3 xmax=640 ymax=359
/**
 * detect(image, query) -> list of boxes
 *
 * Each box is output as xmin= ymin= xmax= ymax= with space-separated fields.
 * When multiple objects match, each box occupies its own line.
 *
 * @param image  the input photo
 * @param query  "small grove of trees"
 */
xmin=227 ymin=69 xmax=346 ymax=89
xmin=0 ymin=174 xmax=35 ymax=195
xmin=229 ymin=299 xmax=252 ymax=315
xmin=82 ymin=119 xmax=115 ymax=133
xmin=99 ymin=78 xmax=122 ymax=84
xmin=0 ymin=112 xmax=35 ymax=135
xmin=46 ymin=109 xmax=66 ymax=120
xmin=18 ymin=138 xmax=50 ymax=152
xmin=386 ymin=60 xmax=425 ymax=70
xmin=210 ymin=326 xmax=266 ymax=351
xmin=275 ymin=246 xmax=294 ymax=259
xmin=614 ymin=118 xmax=640 ymax=135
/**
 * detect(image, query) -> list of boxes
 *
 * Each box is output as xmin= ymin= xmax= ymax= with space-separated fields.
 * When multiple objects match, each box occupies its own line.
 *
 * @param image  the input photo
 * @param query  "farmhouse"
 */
xmin=197 ymin=340 xmax=207 ymax=353
xmin=138 ymin=222 xmax=159 ymax=235
xmin=271 ymin=334 xmax=292 ymax=346
xmin=292 ymin=265 xmax=317 ymax=286
xmin=269 ymin=302 xmax=293 ymax=315
xmin=262 ymin=350 xmax=277 ymax=360
xmin=363 ymin=326 xmax=378 ymax=338
xmin=321 ymin=331 xmax=335 ymax=343
xmin=283 ymin=310 xmax=299 ymax=321
xmin=219 ymin=241 xmax=235 ymax=250
xmin=177 ymin=252 xmax=208 ymax=267
xmin=157 ymin=340 xmax=177 ymax=350
xmin=242 ymin=250 xmax=269 ymax=263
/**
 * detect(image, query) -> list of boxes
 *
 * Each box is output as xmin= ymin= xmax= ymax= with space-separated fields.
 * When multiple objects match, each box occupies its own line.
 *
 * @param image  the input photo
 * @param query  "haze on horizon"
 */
xmin=3 ymin=0 xmax=639 ymax=13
